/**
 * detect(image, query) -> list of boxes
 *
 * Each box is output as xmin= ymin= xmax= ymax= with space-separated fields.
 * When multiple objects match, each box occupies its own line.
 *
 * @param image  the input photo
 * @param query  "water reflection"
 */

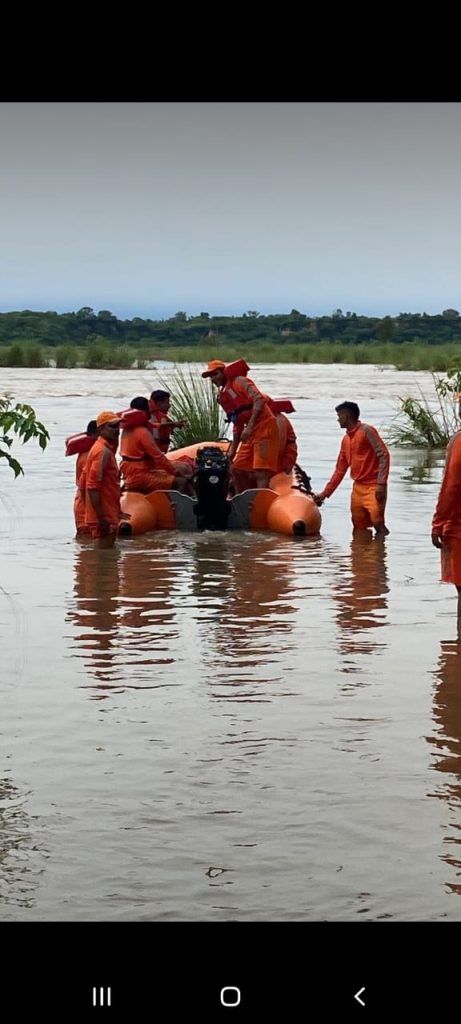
xmin=397 ymin=448 xmax=443 ymax=484
xmin=0 ymin=776 xmax=42 ymax=911
xmin=429 ymin=641 xmax=461 ymax=895
xmin=66 ymin=542 xmax=181 ymax=694
xmin=190 ymin=534 xmax=299 ymax=699
xmin=332 ymin=533 xmax=389 ymax=671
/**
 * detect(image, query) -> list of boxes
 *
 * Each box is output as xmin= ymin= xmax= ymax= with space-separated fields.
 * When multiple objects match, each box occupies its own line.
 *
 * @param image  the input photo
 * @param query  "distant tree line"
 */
xmin=1 ymin=306 xmax=461 ymax=349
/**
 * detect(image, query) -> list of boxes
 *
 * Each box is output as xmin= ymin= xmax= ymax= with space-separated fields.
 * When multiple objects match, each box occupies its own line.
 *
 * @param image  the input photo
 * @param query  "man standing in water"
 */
xmin=74 ymin=419 xmax=98 ymax=536
xmin=313 ymin=401 xmax=390 ymax=536
xmin=431 ymin=403 xmax=461 ymax=633
xmin=85 ymin=410 xmax=123 ymax=547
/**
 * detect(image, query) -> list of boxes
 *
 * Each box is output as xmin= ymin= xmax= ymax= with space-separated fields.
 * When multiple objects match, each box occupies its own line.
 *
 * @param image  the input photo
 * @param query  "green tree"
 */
xmin=375 ymin=317 xmax=395 ymax=343
xmin=0 ymin=396 xmax=50 ymax=477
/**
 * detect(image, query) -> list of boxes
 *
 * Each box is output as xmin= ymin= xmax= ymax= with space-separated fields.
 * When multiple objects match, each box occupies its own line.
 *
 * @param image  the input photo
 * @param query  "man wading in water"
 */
xmin=313 ymin=401 xmax=390 ymax=537
xmin=432 ymin=394 xmax=461 ymax=634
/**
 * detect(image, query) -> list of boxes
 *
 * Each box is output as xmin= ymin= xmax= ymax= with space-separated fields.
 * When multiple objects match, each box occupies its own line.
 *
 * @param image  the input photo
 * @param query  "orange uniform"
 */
xmin=228 ymin=377 xmax=280 ymax=473
xmin=432 ymin=431 xmax=461 ymax=584
xmin=150 ymin=411 xmax=175 ymax=453
xmin=84 ymin=436 xmax=121 ymax=538
xmin=120 ymin=424 xmax=176 ymax=492
xmin=276 ymin=413 xmax=298 ymax=473
xmin=74 ymin=449 xmax=90 ymax=533
xmin=323 ymin=421 xmax=390 ymax=529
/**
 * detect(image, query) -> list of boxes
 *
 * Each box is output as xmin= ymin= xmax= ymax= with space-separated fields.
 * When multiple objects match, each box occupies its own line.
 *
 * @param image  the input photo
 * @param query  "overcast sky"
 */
xmin=1 ymin=102 xmax=460 ymax=320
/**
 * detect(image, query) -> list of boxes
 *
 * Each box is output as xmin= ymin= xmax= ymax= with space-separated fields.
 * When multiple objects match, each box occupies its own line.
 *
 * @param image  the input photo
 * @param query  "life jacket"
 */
xmin=217 ymin=378 xmax=295 ymax=425
xmin=223 ymin=359 xmax=250 ymax=380
xmin=65 ymin=433 xmax=96 ymax=456
xmin=221 ymin=362 xmax=293 ymax=410
xmin=118 ymin=408 xmax=151 ymax=430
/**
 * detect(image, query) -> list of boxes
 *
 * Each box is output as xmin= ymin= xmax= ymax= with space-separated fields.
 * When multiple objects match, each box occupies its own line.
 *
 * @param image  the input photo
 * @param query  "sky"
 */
xmin=1 ymin=101 xmax=460 ymax=321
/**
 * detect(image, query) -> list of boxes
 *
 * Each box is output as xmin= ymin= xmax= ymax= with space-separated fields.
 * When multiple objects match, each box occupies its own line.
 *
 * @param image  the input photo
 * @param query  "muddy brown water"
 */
xmin=1 ymin=364 xmax=459 ymax=921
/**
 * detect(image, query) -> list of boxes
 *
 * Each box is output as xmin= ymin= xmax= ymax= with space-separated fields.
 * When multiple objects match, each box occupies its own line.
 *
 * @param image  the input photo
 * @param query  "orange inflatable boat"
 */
xmin=119 ymin=441 xmax=321 ymax=539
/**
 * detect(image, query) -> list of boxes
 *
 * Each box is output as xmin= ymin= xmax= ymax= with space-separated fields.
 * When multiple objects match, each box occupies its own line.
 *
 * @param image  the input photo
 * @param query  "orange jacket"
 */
xmin=74 ymin=450 xmax=90 ymax=529
xmin=76 ymin=450 xmax=89 ymax=489
xmin=323 ymin=421 xmax=390 ymax=497
xmin=84 ymin=437 xmax=121 ymax=525
xmin=276 ymin=413 xmax=298 ymax=472
xmin=150 ymin=412 xmax=175 ymax=453
xmin=219 ymin=376 xmax=275 ymax=436
xmin=432 ymin=431 xmax=461 ymax=536
xmin=120 ymin=425 xmax=173 ymax=473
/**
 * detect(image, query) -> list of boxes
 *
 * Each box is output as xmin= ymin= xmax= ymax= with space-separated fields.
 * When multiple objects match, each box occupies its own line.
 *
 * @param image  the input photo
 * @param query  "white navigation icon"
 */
xmin=354 ymin=986 xmax=366 ymax=1007
xmin=220 ymin=986 xmax=241 ymax=1007
xmin=93 ymin=987 xmax=112 ymax=1008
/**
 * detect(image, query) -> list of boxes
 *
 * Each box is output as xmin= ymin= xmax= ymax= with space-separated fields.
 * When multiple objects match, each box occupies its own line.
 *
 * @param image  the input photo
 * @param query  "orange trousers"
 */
xmin=122 ymin=468 xmax=175 ymax=493
xmin=350 ymin=482 xmax=387 ymax=529
xmin=232 ymin=417 xmax=280 ymax=473
xmin=440 ymin=534 xmax=461 ymax=585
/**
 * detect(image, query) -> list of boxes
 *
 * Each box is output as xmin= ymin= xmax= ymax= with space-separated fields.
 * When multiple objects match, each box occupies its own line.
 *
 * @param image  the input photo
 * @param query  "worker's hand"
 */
xmin=312 ymin=492 xmax=325 ymax=507
xmin=431 ymin=530 xmax=444 ymax=549
xmin=239 ymin=426 xmax=252 ymax=443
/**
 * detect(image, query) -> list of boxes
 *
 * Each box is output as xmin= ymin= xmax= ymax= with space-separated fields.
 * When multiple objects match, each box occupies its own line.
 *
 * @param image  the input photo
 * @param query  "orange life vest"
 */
xmin=65 ymin=433 xmax=96 ymax=456
xmin=217 ymin=379 xmax=295 ymax=424
xmin=118 ymin=408 xmax=151 ymax=430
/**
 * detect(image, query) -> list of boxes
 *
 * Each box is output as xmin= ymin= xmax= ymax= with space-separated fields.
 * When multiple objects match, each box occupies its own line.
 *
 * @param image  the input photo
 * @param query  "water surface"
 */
xmin=1 ymin=364 xmax=459 ymax=921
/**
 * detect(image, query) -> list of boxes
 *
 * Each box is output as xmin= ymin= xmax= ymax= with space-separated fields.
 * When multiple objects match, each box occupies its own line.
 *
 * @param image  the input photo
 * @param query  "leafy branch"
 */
xmin=0 ymin=395 xmax=50 ymax=477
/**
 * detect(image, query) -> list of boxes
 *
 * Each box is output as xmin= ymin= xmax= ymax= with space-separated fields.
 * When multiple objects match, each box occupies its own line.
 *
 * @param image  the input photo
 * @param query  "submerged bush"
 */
xmin=388 ymin=371 xmax=461 ymax=448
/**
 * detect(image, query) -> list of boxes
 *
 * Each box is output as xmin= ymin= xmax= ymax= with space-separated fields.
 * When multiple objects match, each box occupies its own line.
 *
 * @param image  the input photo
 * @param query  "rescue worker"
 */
xmin=230 ymin=410 xmax=298 ymax=489
xmin=74 ymin=419 xmax=98 ymax=536
xmin=119 ymin=396 xmax=195 ymax=495
xmin=149 ymin=389 xmax=186 ymax=453
xmin=431 ymin=396 xmax=461 ymax=633
xmin=313 ymin=401 xmax=390 ymax=536
xmin=202 ymin=359 xmax=280 ymax=492
xmin=85 ymin=411 xmax=123 ymax=547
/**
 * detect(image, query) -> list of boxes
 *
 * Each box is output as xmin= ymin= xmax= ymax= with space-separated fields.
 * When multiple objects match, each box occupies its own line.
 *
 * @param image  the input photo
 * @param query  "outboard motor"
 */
xmin=194 ymin=447 xmax=231 ymax=530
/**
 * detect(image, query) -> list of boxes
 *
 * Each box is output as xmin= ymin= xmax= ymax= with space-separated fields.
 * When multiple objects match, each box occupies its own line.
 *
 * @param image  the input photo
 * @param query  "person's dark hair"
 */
xmin=335 ymin=401 xmax=360 ymax=420
xmin=150 ymin=389 xmax=170 ymax=402
xmin=130 ymin=396 xmax=149 ymax=413
xmin=86 ymin=420 xmax=98 ymax=435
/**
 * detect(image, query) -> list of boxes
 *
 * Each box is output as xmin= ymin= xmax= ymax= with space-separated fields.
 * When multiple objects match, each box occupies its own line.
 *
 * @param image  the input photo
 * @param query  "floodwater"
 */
xmin=1 ymin=363 xmax=460 ymax=922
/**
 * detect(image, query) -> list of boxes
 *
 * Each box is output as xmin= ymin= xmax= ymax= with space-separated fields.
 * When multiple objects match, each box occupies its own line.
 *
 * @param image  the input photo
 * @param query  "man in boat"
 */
xmin=74 ymin=419 xmax=98 ymax=536
xmin=120 ymin=396 xmax=195 ymax=495
xmin=313 ymin=401 xmax=390 ymax=536
xmin=202 ymin=359 xmax=280 ymax=492
xmin=85 ymin=411 xmax=123 ymax=547
xmin=229 ymin=410 xmax=298 ymax=489
xmin=149 ymin=389 xmax=186 ymax=453
xmin=431 ymin=397 xmax=461 ymax=634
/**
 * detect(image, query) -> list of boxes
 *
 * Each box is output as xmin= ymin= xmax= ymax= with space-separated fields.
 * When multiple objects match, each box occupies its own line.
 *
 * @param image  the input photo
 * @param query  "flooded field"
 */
xmin=1 ymin=363 xmax=460 ymax=921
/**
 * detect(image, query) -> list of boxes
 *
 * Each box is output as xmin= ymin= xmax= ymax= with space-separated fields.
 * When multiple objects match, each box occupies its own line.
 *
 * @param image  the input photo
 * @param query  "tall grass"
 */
xmin=0 ymin=343 xmax=49 ymax=367
xmin=2 ymin=340 xmax=461 ymax=371
xmin=55 ymin=345 xmax=78 ymax=368
xmin=157 ymin=365 xmax=228 ymax=447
